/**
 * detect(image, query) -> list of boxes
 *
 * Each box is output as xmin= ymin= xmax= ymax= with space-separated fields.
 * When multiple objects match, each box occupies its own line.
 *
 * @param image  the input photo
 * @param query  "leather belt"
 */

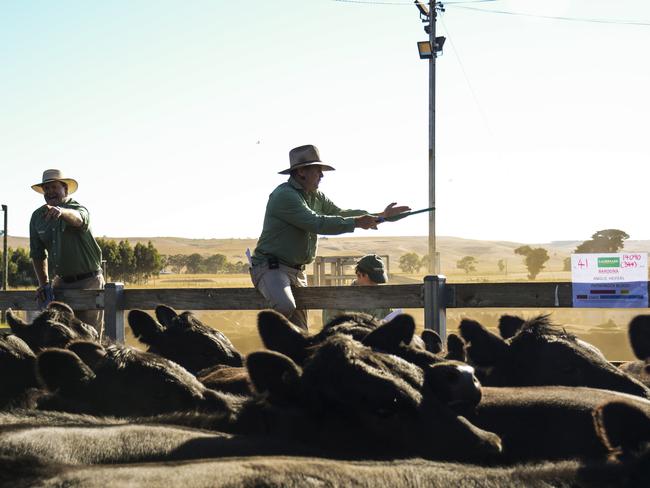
xmin=60 ymin=269 xmax=101 ymax=284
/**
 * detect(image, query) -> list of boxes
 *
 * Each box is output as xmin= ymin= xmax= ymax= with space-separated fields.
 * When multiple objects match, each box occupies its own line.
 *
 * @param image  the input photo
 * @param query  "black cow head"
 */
xmin=6 ymin=302 xmax=98 ymax=351
xmin=258 ymin=310 xmax=440 ymax=369
xmin=36 ymin=341 xmax=229 ymax=417
xmin=459 ymin=315 xmax=650 ymax=399
xmin=127 ymin=305 xmax=243 ymax=374
xmin=244 ymin=333 xmax=499 ymax=462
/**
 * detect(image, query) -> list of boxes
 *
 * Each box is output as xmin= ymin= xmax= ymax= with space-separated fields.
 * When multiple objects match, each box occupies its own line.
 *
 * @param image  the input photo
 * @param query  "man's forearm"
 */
xmin=32 ymin=258 xmax=49 ymax=286
xmin=60 ymin=208 xmax=83 ymax=227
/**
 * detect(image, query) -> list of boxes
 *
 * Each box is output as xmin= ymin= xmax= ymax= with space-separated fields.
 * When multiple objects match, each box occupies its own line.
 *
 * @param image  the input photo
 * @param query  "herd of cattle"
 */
xmin=1 ymin=301 xmax=650 ymax=487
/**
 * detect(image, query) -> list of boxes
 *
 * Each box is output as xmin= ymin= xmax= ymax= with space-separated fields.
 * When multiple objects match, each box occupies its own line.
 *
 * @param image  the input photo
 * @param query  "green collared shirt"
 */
xmin=252 ymin=177 xmax=368 ymax=267
xmin=29 ymin=198 xmax=102 ymax=278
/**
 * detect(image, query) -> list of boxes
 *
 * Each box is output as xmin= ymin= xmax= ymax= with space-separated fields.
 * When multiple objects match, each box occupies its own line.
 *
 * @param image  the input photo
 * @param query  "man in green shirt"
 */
xmin=251 ymin=144 xmax=409 ymax=330
xmin=322 ymin=254 xmax=393 ymax=325
xmin=29 ymin=169 xmax=105 ymax=336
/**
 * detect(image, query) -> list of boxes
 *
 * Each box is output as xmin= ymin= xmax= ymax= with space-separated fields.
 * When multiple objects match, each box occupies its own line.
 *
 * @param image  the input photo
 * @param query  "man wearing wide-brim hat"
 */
xmin=250 ymin=144 xmax=410 ymax=330
xmin=29 ymin=169 xmax=105 ymax=337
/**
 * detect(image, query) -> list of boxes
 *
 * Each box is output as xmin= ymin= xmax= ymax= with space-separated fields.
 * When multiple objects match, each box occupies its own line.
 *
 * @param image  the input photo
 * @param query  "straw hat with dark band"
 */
xmin=278 ymin=144 xmax=336 ymax=175
xmin=31 ymin=169 xmax=78 ymax=195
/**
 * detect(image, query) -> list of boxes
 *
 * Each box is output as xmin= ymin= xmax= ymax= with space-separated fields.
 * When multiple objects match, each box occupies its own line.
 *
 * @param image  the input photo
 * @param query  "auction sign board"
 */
xmin=572 ymin=253 xmax=648 ymax=308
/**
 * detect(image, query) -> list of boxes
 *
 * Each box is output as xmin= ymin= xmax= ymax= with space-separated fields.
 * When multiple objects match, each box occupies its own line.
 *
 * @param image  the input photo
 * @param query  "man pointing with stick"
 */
xmin=250 ymin=144 xmax=410 ymax=330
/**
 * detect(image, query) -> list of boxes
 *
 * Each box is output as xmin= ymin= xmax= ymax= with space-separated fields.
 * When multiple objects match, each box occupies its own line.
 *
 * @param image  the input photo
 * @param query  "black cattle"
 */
xmin=198 ymin=311 xmax=449 ymax=397
xmin=258 ymin=310 xmax=443 ymax=370
xmin=0 ymin=409 xmax=321 ymax=467
xmin=35 ymin=341 xmax=228 ymax=417
xmin=6 ymin=302 xmax=98 ymax=351
xmin=195 ymin=364 xmax=252 ymax=396
xmin=619 ymin=315 xmax=650 ymax=388
xmin=459 ymin=314 xmax=650 ymax=398
xmin=467 ymin=385 xmax=650 ymax=463
xmin=3 ymin=451 xmax=650 ymax=488
xmin=26 ymin=324 xmax=499 ymax=462
xmin=225 ymin=334 xmax=498 ymax=462
xmin=0 ymin=334 xmax=40 ymax=409
xmin=127 ymin=305 xmax=243 ymax=374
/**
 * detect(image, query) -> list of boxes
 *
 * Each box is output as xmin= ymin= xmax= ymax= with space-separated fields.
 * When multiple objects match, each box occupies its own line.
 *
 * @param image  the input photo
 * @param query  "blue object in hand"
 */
xmin=38 ymin=282 xmax=55 ymax=309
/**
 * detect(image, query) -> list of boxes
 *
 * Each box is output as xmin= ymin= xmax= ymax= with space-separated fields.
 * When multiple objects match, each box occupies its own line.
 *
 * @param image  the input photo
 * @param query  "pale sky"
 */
xmin=2 ymin=0 xmax=649 ymax=244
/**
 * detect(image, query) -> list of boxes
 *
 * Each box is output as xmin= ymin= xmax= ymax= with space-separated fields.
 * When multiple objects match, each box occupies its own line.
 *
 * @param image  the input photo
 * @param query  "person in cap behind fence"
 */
xmin=250 ymin=144 xmax=410 ymax=330
xmin=322 ymin=254 xmax=393 ymax=325
xmin=29 ymin=169 xmax=105 ymax=337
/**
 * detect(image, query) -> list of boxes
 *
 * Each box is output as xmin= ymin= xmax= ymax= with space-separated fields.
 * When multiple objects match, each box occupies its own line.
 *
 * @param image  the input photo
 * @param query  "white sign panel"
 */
xmin=571 ymin=253 xmax=648 ymax=308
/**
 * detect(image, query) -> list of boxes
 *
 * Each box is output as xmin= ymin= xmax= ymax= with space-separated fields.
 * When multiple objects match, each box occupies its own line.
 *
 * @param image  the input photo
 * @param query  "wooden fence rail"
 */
xmin=0 ymin=278 xmax=604 ymax=343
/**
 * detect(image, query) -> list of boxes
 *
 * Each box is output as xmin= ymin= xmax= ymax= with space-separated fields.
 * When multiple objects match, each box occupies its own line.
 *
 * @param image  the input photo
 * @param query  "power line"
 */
xmin=331 ymin=0 xmax=650 ymax=26
xmin=331 ymin=0 xmax=497 ymax=5
xmin=438 ymin=14 xmax=507 ymax=167
xmin=450 ymin=4 xmax=650 ymax=26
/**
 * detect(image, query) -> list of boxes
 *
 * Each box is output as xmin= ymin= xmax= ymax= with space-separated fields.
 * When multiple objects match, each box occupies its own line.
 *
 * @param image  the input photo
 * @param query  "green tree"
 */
xmin=0 ymin=247 xmax=37 ymax=287
xmin=186 ymin=253 xmax=204 ymax=274
xmin=97 ymin=238 xmax=120 ymax=281
xmin=514 ymin=245 xmax=550 ymax=280
xmin=497 ymin=259 xmax=506 ymax=273
xmin=399 ymin=252 xmax=422 ymax=273
xmin=134 ymin=241 xmax=164 ymax=283
xmin=115 ymin=240 xmax=136 ymax=282
xmin=204 ymin=254 xmax=228 ymax=273
xmin=166 ymin=254 xmax=188 ymax=274
xmin=225 ymin=260 xmax=249 ymax=274
xmin=574 ymin=229 xmax=629 ymax=254
xmin=456 ymin=256 xmax=477 ymax=274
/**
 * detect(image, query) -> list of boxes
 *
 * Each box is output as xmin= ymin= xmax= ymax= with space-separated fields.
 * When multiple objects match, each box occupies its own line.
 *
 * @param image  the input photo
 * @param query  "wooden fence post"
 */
xmin=104 ymin=282 xmax=125 ymax=343
xmin=424 ymin=275 xmax=447 ymax=339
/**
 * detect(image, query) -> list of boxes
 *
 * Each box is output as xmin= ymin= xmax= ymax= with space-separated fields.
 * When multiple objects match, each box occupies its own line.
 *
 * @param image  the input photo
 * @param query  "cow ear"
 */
xmin=47 ymin=301 xmax=75 ymax=316
xmin=421 ymin=329 xmax=443 ymax=354
xmin=628 ymin=315 xmax=650 ymax=360
xmin=593 ymin=400 xmax=650 ymax=457
xmin=257 ymin=310 xmax=308 ymax=363
xmin=459 ymin=319 xmax=509 ymax=366
xmin=363 ymin=314 xmax=415 ymax=349
xmin=446 ymin=333 xmax=467 ymax=362
xmin=498 ymin=314 xmax=525 ymax=340
xmin=6 ymin=309 xmax=28 ymax=330
xmin=36 ymin=348 xmax=95 ymax=392
xmin=155 ymin=305 xmax=179 ymax=328
xmin=128 ymin=310 xmax=164 ymax=346
xmin=5 ymin=335 xmax=35 ymax=357
xmin=246 ymin=350 xmax=301 ymax=400
xmin=67 ymin=341 xmax=107 ymax=371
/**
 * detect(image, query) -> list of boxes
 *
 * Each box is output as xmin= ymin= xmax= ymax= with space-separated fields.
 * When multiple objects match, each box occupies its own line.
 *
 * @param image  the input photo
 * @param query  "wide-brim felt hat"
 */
xmin=31 ymin=169 xmax=78 ymax=194
xmin=278 ymin=144 xmax=336 ymax=175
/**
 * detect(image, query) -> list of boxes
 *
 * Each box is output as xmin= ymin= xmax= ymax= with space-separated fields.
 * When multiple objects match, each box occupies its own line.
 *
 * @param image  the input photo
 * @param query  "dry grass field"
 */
xmin=5 ymin=235 xmax=650 ymax=360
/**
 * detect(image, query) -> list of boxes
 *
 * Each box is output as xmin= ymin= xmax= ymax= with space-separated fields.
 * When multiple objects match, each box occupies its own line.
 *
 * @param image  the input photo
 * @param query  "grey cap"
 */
xmin=356 ymin=254 xmax=387 ymax=284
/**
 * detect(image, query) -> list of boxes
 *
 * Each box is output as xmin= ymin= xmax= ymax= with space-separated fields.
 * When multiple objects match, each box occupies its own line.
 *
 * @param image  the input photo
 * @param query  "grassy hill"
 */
xmin=9 ymin=234 xmax=650 ymax=279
